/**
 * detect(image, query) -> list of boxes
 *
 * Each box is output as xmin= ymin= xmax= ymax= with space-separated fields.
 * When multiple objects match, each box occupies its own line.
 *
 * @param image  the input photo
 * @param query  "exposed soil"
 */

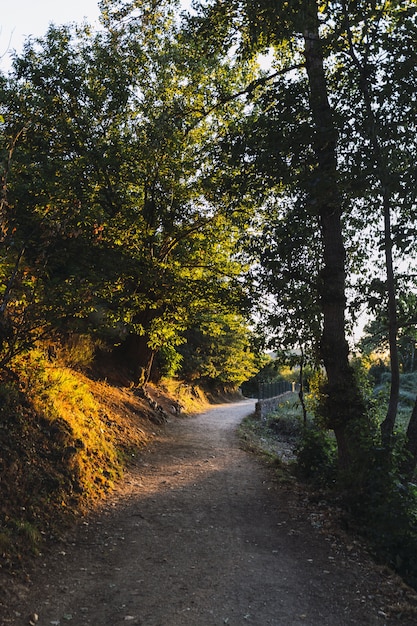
xmin=2 ymin=399 xmax=417 ymax=626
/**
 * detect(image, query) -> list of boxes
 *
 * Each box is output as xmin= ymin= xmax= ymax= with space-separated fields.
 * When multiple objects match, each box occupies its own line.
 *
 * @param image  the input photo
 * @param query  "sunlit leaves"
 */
xmin=178 ymin=311 xmax=259 ymax=386
xmin=0 ymin=2 xmax=260 ymax=383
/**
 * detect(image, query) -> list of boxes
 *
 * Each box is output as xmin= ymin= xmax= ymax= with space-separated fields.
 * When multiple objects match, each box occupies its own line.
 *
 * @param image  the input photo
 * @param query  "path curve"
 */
xmin=5 ymin=400 xmax=407 ymax=625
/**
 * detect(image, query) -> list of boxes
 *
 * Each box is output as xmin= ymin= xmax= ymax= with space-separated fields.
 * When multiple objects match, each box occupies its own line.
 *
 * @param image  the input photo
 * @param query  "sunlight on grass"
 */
xmin=158 ymin=377 xmax=210 ymax=414
xmin=12 ymin=348 xmax=148 ymax=506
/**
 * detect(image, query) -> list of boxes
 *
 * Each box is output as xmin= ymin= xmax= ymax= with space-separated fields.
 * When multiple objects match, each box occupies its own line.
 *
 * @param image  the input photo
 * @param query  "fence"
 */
xmin=258 ymin=380 xmax=293 ymax=401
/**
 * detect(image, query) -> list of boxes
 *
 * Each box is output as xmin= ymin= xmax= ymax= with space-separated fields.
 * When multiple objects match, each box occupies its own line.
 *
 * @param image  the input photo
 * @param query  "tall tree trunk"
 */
xmin=298 ymin=344 xmax=308 ymax=427
xmin=401 ymin=396 xmax=417 ymax=479
xmin=113 ymin=308 xmax=159 ymax=385
xmin=303 ymin=3 xmax=365 ymax=470
xmin=341 ymin=0 xmax=400 ymax=446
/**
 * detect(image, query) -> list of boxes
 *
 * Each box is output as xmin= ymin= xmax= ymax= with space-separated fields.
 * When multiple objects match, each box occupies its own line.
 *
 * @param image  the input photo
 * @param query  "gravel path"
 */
xmin=4 ymin=400 xmax=412 ymax=625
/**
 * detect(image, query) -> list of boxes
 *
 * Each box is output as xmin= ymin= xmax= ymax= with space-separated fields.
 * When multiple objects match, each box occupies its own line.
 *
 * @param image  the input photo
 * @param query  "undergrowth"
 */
xmin=374 ymin=371 xmax=417 ymax=431
xmin=238 ymin=394 xmax=303 ymax=480
xmin=157 ymin=377 xmax=210 ymax=414
xmin=0 ymin=347 xmax=154 ymax=568
xmin=239 ymin=389 xmax=417 ymax=592
xmin=0 ymin=343 xmax=216 ymax=571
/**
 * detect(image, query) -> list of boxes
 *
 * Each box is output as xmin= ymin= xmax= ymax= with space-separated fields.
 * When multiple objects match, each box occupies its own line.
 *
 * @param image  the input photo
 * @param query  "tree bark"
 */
xmin=401 ymin=396 xmax=417 ymax=479
xmin=380 ymin=189 xmax=400 ymax=445
xmin=302 ymin=3 xmax=365 ymax=470
xmin=298 ymin=345 xmax=308 ymax=427
xmin=113 ymin=308 xmax=159 ymax=385
xmin=341 ymin=0 xmax=400 ymax=446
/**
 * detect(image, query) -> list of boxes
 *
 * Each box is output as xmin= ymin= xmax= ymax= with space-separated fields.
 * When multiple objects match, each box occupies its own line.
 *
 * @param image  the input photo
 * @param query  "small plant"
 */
xmin=238 ymin=395 xmax=305 ymax=476
xmin=295 ymin=426 xmax=337 ymax=486
xmin=347 ymin=446 xmax=417 ymax=589
xmin=15 ymin=520 xmax=42 ymax=555
xmin=57 ymin=334 xmax=99 ymax=370
xmin=267 ymin=398 xmax=305 ymax=438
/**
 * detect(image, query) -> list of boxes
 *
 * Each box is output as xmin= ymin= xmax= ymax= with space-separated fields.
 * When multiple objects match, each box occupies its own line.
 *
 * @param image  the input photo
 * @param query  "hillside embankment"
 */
xmin=0 ymin=366 xmax=212 ymax=575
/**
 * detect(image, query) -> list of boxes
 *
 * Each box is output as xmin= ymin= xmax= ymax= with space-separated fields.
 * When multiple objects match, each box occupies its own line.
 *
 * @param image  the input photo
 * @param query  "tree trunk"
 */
xmin=116 ymin=332 xmax=155 ymax=385
xmin=401 ymin=396 xmax=417 ymax=480
xmin=302 ymin=3 xmax=365 ymax=470
xmin=341 ymin=0 xmax=400 ymax=446
xmin=113 ymin=308 xmax=159 ymax=385
xmin=298 ymin=345 xmax=308 ymax=427
xmin=380 ymin=188 xmax=400 ymax=445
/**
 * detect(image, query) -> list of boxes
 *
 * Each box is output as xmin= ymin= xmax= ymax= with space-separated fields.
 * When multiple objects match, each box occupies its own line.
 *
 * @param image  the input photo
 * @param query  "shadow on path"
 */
xmin=6 ymin=400 xmax=401 ymax=625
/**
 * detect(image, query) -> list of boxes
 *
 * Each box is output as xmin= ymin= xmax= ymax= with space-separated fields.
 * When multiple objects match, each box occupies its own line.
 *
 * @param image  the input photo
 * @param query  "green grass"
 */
xmin=374 ymin=371 xmax=417 ymax=432
xmin=238 ymin=393 xmax=304 ymax=480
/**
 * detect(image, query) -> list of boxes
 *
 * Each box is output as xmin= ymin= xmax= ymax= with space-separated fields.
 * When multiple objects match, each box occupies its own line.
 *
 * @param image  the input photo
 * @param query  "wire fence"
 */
xmin=258 ymin=380 xmax=293 ymax=401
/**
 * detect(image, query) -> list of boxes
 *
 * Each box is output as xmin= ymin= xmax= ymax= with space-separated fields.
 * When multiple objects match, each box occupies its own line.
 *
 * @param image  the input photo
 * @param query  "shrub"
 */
xmin=57 ymin=334 xmax=99 ymax=370
xmin=347 ymin=444 xmax=417 ymax=589
xmin=155 ymin=344 xmax=183 ymax=379
xmin=295 ymin=426 xmax=337 ymax=486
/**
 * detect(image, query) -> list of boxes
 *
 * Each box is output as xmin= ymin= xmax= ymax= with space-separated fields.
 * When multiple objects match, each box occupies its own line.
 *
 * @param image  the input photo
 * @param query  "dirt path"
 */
xmin=3 ymin=400 xmax=414 ymax=625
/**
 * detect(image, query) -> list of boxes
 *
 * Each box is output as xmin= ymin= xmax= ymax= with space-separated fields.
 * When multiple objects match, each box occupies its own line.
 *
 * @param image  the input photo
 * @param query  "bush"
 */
xmin=57 ymin=334 xmax=99 ymax=370
xmin=347 ymin=445 xmax=417 ymax=589
xmin=155 ymin=344 xmax=183 ymax=379
xmin=368 ymin=359 xmax=390 ymax=386
xmin=295 ymin=426 xmax=337 ymax=486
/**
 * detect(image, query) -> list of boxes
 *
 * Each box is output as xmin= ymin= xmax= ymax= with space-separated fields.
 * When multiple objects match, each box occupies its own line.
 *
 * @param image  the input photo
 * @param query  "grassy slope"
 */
xmin=0 ymin=354 xmax=210 ymax=572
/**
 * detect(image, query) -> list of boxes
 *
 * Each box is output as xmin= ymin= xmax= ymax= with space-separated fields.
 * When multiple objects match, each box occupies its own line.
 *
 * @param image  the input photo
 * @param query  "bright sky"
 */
xmin=0 ymin=0 xmax=102 ymax=71
xmin=0 ymin=1 xmax=194 ymax=72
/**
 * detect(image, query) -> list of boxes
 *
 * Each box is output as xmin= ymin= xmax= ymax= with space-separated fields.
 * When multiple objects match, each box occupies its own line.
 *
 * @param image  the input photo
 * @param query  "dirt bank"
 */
xmin=2 ymin=400 xmax=417 ymax=625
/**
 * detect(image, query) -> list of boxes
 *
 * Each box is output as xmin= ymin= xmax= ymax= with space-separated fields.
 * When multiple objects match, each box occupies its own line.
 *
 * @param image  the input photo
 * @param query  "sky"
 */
xmin=0 ymin=0 xmax=194 ymax=72
xmin=0 ymin=0 xmax=102 ymax=71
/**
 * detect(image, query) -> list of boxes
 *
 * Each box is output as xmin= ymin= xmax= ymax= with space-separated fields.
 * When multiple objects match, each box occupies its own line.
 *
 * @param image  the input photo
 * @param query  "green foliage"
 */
xmin=238 ymin=393 xmax=302 ymax=477
xmin=241 ymin=356 xmax=312 ymax=400
xmin=304 ymin=368 xmax=327 ymax=425
xmin=347 ymin=444 xmax=417 ymax=589
xmin=251 ymin=355 xmax=281 ymax=382
xmin=303 ymin=358 xmax=381 ymax=489
xmin=295 ymin=427 xmax=338 ymax=487
xmin=360 ymin=294 xmax=417 ymax=374
xmin=2 ymin=0 xmax=417 ymax=570
xmin=178 ymin=312 xmax=259 ymax=388
xmin=155 ymin=344 xmax=183 ymax=379
xmin=56 ymin=335 xmax=101 ymax=371
xmin=1 ymin=5 xmax=259 ymax=379
xmin=373 ymin=371 xmax=417 ymax=433
xmin=267 ymin=397 xmax=305 ymax=437
xmin=367 ymin=358 xmax=390 ymax=386
xmin=240 ymin=354 xmax=286 ymax=396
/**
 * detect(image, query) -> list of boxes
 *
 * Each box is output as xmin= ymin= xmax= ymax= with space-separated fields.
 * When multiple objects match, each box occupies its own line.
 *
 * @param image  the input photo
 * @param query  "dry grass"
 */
xmin=156 ymin=378 xmax=211 ymax=414
xmin=0 ymin=343 xmax=229 ymax=571
xmin=0 ymin=349 xmax=169 ymax=569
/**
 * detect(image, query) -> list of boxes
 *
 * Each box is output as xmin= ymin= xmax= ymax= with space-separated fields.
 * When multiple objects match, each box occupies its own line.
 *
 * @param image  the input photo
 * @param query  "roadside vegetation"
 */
xmin=240 ymin=359 xmax=417 ymax=591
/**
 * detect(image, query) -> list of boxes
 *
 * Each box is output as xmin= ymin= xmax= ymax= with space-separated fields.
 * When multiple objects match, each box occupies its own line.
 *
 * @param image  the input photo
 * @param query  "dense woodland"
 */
xmin=2 ymin=0 xmax=417 ymax=586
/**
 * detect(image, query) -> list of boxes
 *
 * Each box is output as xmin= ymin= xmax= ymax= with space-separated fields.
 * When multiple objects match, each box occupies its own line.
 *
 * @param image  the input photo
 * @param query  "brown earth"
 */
xmin=2 ymin=399 xmax=417 ymax=626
